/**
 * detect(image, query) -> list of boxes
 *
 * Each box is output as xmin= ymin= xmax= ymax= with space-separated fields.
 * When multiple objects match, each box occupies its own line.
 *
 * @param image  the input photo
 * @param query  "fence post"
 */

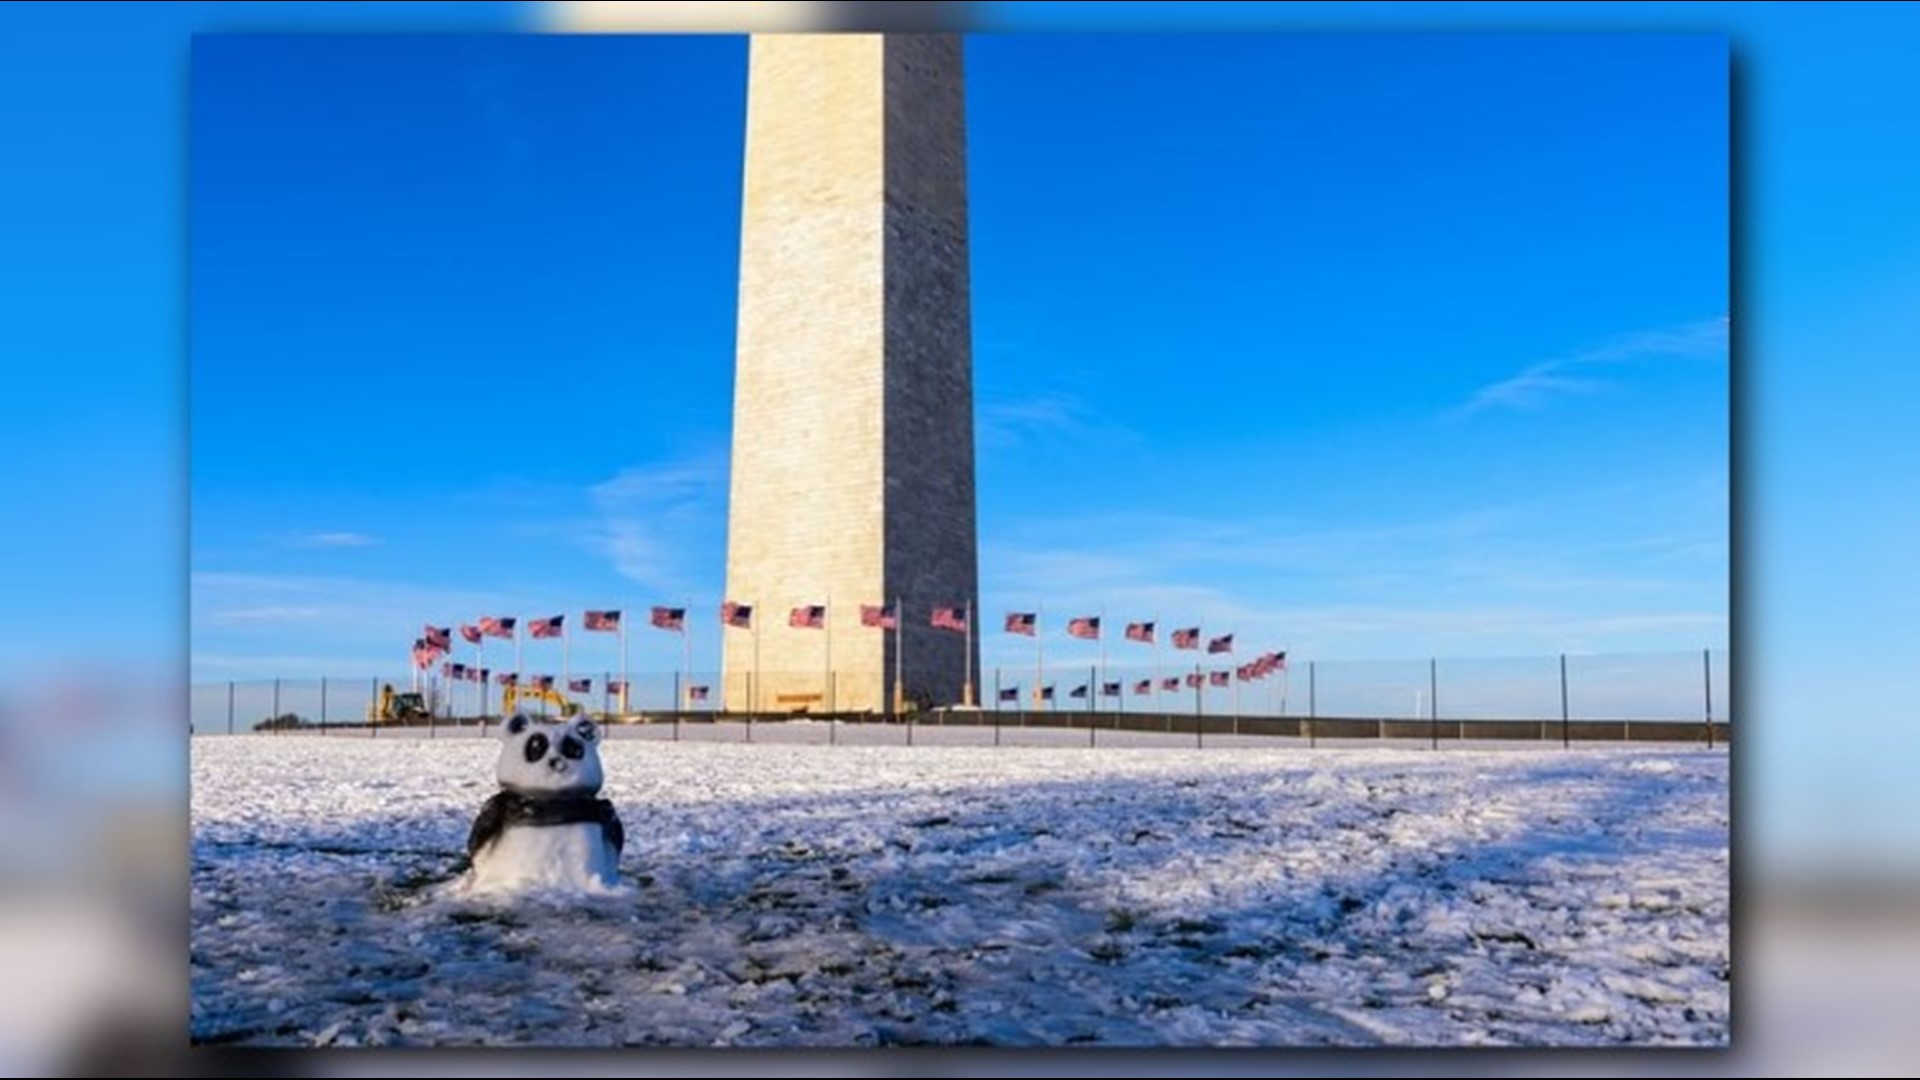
xmin=1704 ymin=647 xmax=1715 ymax=749
xmin=370 ymin=677 xmax=378 ymax=738
xmin=1559 ymin=653 xmax=1570 ymax=749
xmin=1428 ymin=659 xmax=1437 ymax=751
xmin=272 ymin=677 xmax=281 ymax=736
xmin=226 ymin=681 xmax=235 ymax=736
xmin=321 ymin=676 xmax=329 ymax=733
xmin=1308 ymin=661 xmax=1316 ymax=749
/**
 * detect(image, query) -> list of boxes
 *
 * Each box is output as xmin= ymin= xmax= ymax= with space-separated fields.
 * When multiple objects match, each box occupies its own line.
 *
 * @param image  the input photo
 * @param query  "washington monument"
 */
xmin=722 ymin=35 xmax=979 ymax=714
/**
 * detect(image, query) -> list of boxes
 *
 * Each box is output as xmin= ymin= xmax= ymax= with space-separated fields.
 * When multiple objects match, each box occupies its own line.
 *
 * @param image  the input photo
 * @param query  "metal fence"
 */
xmin=191 ymin=647 xmax=1729 ymax=745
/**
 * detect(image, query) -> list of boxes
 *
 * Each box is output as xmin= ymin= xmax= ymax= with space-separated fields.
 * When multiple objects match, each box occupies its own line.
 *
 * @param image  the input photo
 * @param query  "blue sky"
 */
xmin=6 ymin=1 xmax=1920 ymax=875
xmin=189 ymin=31 xmax=1728 ymax=695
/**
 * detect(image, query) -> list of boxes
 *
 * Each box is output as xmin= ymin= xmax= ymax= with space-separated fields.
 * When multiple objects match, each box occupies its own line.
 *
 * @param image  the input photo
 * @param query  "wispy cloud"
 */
xmin=978 ymin=489 xmax=1726 ymax=664
xmin=978 ymin=392 xmax=1134 ymax=450
xmin=1453 ymin=316 xmax=1728 ymax=417
xmin=201 ymin=605 xmax=323 ymax=625
xmin=283 ymin=530 xmax=380 ymax=549
xmin=579 ymin=453 xmax=728 ymax=594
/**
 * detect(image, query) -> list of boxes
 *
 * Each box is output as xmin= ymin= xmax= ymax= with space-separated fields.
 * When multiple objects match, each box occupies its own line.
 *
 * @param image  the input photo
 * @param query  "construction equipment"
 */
xmin=502 ymin=684 xmax=582 ymax=718
xmin=368 ymin=684 xmax=430 ymax=724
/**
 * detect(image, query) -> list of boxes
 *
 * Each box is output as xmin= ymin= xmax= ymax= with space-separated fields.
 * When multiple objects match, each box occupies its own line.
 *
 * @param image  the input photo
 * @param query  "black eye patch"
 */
xmin=560 ymin=735 xmax=585 ymax=760
xmin=507 ymin=714 xmax=528 ymax=735
xmin=523 ymin=732 xmax=549 ymax=763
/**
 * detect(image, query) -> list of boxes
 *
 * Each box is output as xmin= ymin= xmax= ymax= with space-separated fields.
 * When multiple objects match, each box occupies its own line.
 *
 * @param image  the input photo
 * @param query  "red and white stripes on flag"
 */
xmin=789 ymin=605 xmax=826 ymax=629
xmin=1171 ymin=627 xmax=1200 ymax=650
xmin=931 ymin=606 xmax=968 ymax=633
xmin=423 ymin=625 xmax=452 ymax=651
xmin=459 ymin=624 xmax=483 ymax=645
xmin=568 ymin=677 xmax=592 ymax=693
xmin=478 ymin=616 xmax=516 ymax=639
xmin=1209 ymin=670 xmax=1230 ymax=687
xmin=1206 ymin=633 xmax=1234 ymax=655
xmin=529 ymin=615 xmax=565 ymax=639
xmin=649 ymin=606 xmax=686 ymax=632
xmin=1004 ymin=612 xmax=1036 ymax=636
xmin=860 ymin=603 xmax=898 ymax=629
xmin=584 ymin=610 xmax=622 ymax=632
xmin=1133 ymin=679 xmax=1152 ymax=695
xmin=1124 ymin=621 xmax=1154 ymax=644
xmin=1066 ymin=616 xmax=1100 ymax=640
xmin=721 ymin=601 xmax=753 ymax=628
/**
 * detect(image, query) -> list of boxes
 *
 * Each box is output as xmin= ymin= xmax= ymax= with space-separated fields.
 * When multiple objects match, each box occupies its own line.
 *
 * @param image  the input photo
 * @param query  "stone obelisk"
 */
xmin=723 ymin=35 xmax=977 ymax=714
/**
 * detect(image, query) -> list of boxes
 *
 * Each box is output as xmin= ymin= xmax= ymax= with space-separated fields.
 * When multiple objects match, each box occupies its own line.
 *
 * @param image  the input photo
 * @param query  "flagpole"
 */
xmin=963 ymin=598 xmax=974 ymax=707
xmin=824 ymin=594 xmax=834 ymax=712
xmin=563 ymin=614 xmax=571 ymax=695
xmin=1035 ymin=604 xmax=1045 ymax=711
xmin=619 ymin=609 xmax=629 ymax=716
xmin=752 ymin=599 xmax=761 ymax=714
xmin=1097 ymin=606 xmax=1106 ymax=716
xmin=893 ymin=595 xmax=903 ymax=718
xmin=1281 ymin=650 xmax=1290 ymax=718
xmin=477 ymin=636 xmax=486 ymax=720
xmin=514 ymin=617 xmax=523 ymax=683
xmin=682 ymin=596 xmax=693 ymax=714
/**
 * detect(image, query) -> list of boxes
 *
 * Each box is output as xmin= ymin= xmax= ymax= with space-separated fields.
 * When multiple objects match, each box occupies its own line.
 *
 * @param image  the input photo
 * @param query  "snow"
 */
xmin=190 ymin=729 xmax=1728 ymax=1047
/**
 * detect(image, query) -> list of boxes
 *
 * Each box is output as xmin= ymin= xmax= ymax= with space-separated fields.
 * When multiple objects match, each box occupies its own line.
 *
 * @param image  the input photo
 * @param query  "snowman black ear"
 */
xmin=573 ymin=718 xmax=598 ymax=743
xmin=506 ymin=713 xmax=529 ymax=736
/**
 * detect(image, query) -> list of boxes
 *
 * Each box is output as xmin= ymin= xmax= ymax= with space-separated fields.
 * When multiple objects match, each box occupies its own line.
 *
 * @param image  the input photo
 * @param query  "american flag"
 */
xmin=529 ymin=615 xmax=564 ymax=639
xmin=569 ymin=677 xmax=591 ymax=693
xmin=438 ymin=661 xmax=451 ymax=678
xmin=496 ymin=672 xmax=518 ymax=686
xmin=1069 ymin=684 xmax=1088 ymax=699
xmin=1206 ymin=633 xmax=1234 ymax=655
xmin=478 ymin=615 xmax=516 ymax=639
xmin=1102 ymin=681 xmax=1122 ymax=697
xmin=1209 ymin=670 xmax=1230 ymax=687
xmin=584 ymin=610 xmax=621 ymax=633
xmin=1133 ymin=679 xmax=1152 ymax=696
xmin=1038 ymin=685 xmax=1055 ymax=701
xmin=449 ymin=662 xmax=467 ymax=679
xmin=411 ymin=639 xmax=437 ymax=669
xmin=423 ymin=625 xmax=452 ymax=651
xmin=789 ymin=605 xmax=826 ymax=629
xmin=1162 ymin=677 xmax=1181 ymax=691
xmin=998 ymin=686 xmax=1019 ymax=702
xmin=721 ymin=601 xmax=753 ymax=628
xmin=860 ymin=603 xmax=898 ymax=630
xmin=1066 ymin=616 xmax=1100 ymax=640
xmin=533 ymin=674 xmax=555 ymax=691
xmin=1185 ymin=672 xmax=1205 ymax=688
xmin=650 ymin=606 xmax=686 ymax=632
xmin=606 ymin=678 xmax=627 ymax=695
xmin=1004 ymin=612 xmax=1037 ymax=636
xmin=1272 ymin=650 xmax=1288 ymax=671
xmin=1124 ymin=621 xmax=1155 ymax=644
xmin=460 ymin=624 xmax=483 ymax=645
xmin=931 ymin=606 xmax=968 ymax=633
xmin=1236 ymin=665 xmax=1253 ymax=682
xmin=688 ymin=685 xmax=710 ymax=702
xmin=1171 ymin=627 xmax=1200 ymax=650
xmin=472 ymin=667 xmax=490 ymax=683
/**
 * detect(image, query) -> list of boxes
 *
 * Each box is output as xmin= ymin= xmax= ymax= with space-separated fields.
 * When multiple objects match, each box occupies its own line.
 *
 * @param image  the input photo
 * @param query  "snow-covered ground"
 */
xmin=190 ymin=731 xmax=1728 ymax=1047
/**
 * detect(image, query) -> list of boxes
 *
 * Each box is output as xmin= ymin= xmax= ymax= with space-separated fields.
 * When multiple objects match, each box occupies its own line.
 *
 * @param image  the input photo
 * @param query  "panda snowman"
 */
xmin=461 ymin=711 xmax=626 ymax=894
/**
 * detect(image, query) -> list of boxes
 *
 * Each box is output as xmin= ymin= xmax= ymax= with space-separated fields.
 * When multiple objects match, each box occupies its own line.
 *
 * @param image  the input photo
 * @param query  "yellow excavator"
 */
xmin=501 ymin=684 xmax=582 ymax=718
xmin=368 ymin=683 xmax=430 ymax=724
